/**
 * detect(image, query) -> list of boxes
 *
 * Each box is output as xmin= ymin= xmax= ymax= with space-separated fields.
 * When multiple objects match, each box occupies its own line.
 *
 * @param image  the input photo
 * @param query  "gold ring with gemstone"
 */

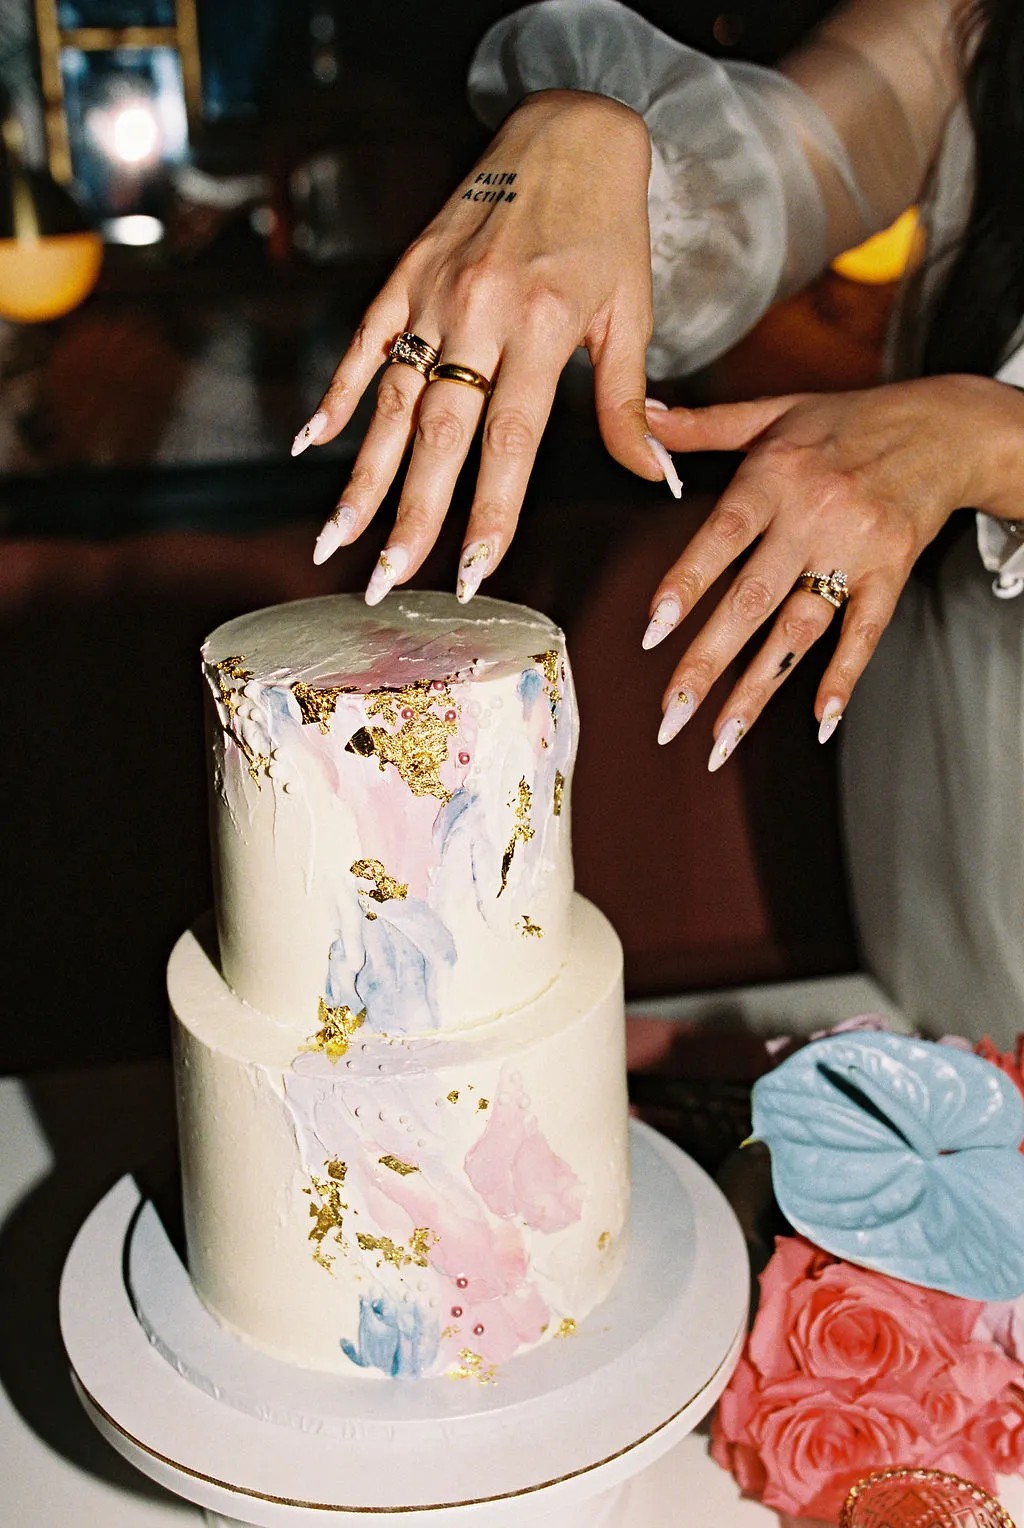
xmin=428 ymin=362 xmax=494 ymax=398
xmin=387 ymin=331 xmax=441 ymax=378
xmin=795 ymin=568 xmax=850 ymax=609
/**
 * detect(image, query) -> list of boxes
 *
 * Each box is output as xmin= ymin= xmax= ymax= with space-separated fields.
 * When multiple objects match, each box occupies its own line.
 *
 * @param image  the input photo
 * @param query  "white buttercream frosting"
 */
xmin=202 ymin=593 xmax=576 ymax=1036
xmin=171 ymin=896 xmax=629 ymax=1380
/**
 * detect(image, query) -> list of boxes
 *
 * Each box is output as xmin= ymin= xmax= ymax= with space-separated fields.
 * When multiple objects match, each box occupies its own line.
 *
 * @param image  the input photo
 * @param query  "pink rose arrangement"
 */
xmin=711 ymin=1031 xmax=1024 ymax=1524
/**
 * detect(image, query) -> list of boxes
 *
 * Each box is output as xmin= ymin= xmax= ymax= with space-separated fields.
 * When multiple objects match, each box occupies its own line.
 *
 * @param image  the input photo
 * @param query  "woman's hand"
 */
xmin=642 ymin=374 xmax=1024 ymax=766
xmin=300 ymin=89 xmax=670 ymax=602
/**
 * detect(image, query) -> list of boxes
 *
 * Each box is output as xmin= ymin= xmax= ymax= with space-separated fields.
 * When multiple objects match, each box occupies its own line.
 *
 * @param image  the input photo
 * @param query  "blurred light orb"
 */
xmin=86 ymin=98 xmax=162 ymax=168
xmin=111 ymin=104 xmax=160 ymax=165
xmin=102 ymin=214 xmax=164 ymax=246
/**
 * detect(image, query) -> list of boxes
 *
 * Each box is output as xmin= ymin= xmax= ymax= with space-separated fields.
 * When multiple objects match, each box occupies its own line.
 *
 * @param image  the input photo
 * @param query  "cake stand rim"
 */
xmin=60 ymin=1120 xmax=749 ymax=1524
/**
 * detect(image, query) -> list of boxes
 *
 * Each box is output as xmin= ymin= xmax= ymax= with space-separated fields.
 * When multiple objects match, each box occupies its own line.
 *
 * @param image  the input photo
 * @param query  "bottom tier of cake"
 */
xmin=169 ymin=895 xmax=629 ymax=1381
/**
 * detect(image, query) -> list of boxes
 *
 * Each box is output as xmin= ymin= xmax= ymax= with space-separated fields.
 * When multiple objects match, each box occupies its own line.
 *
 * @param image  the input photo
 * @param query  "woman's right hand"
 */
xmin=298 ymin=89 xmax=673 ymax=602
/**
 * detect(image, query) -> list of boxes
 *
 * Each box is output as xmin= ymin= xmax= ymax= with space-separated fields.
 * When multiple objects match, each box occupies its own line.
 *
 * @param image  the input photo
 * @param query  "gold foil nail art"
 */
xmin=555 ymin=1318 xmax=577 ymax=1338
xmin=553 ymin=770 xmax=565 ymax=817
xmin=516 ymin=915 xmax=543 ymax=938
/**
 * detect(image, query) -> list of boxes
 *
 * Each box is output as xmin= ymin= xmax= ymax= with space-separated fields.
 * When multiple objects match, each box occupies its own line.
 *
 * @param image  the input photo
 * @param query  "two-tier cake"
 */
xmin=168 ymin=592 xmax=630 ymax=1382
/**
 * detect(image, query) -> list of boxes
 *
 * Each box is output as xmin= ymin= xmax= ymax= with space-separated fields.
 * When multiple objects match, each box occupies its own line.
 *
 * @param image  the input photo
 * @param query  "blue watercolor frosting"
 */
xmin=341 ymin=1294 xmax=439 ymax=1378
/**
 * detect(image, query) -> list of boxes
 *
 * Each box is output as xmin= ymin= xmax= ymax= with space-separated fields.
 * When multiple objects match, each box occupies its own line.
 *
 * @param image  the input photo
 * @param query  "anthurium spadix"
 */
xmin=750 ymin=1032 xmax=1024 ymax=1301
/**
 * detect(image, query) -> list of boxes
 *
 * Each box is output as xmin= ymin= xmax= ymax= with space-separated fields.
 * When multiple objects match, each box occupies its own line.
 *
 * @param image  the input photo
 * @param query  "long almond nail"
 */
xmin=645 ymin=434 xmax=683 ymax=500
xmin=312 ymin=504 xmax=357 ymax=566
xmin=291 ymin=410 xmax=327 ymax=457
xmin=365 ymin=545 xmax=409 ymax=606
xmin=818 ymin=699 xmax=844 ymax=745
xmin=708 ymin=717 xmax=745 ymax=773
xmin=457 ymin=539 xmax=494 ymax=604
xmin=657 ymin=687 xmax=695 ymax=746
xmin=642 ymin=595 xmax=681 ymax=651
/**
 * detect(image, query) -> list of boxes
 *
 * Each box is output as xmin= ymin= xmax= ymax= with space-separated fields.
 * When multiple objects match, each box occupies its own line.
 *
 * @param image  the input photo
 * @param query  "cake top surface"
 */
xmin=202 ymin=592 xmax=562 ymax=693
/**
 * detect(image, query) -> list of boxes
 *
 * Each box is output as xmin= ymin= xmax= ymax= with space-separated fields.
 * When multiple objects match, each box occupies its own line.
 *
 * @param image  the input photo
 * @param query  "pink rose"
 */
xmin=749 ymin=1236 xmax=980 ymax=1386
xmin=713 ymin=1371 xmax=932 ymax=1521
xmin=965 ymin=1387 xmax=1024 ymax=1478
xmin=974 ymin=1297 xmax=1024 ymax=1363
xmin=712 ymin=1234 xmax=1024 ymax=1522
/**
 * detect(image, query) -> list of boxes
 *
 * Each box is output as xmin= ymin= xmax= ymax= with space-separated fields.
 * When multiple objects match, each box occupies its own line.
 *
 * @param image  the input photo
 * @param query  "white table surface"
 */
xmin=3 ymin=974 xmax=1021 ymax=1528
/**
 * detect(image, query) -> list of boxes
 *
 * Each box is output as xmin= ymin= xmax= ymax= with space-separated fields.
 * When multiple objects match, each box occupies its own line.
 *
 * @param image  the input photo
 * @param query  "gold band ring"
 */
xmin=795 ymin=568 xmax=849 ymax=609
xmin=428 ymin=362 xmax=494 ymax=398
xmin=387 ymin=331 xmax=441 ymax=379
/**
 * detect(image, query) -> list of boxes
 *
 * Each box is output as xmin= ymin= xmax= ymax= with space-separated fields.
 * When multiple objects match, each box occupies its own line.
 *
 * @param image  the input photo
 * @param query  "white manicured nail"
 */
xmin=312 ymin=505 xmax=357 ymax=566
xmin=818 ymin=699 xmax=844 ymax=745
xmin=365 ymin=545 xmax=409 ymax=606
xmin=645 ymin=434 xmax=683 ymax=499
xmin=708 ymin=718 xmax=746 ymax=772
xmin=657 ymin=688 xmax=695 ymax=746
xmin=291 ymin=410 xmax=327 ymax=457
xmin=644 ymin=397 xmax=669 ymax=412
xmin=457 ymin=539 xmax=494 ymax=604
xmin=642 ymin=595 xmax=682 ymax=651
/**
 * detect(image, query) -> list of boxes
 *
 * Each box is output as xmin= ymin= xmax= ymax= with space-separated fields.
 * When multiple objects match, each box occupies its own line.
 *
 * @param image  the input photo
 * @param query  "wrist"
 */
xmin=952 ymin=373 xmax=1024 ymax=521
xmin=508 ymin=88 xmax=649 ymax=145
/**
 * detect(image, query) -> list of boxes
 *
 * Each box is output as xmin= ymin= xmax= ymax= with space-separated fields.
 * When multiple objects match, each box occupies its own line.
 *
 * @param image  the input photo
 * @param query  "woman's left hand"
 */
xmin=642 ymin=374 xmax=1023 ymax=765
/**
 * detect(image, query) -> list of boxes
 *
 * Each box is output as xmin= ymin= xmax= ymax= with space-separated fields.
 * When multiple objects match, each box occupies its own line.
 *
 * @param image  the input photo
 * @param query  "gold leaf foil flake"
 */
xmin=477 ymin=1098 xmax=489 ymax=1112
xmin=356 ymin=1232 xmax=408 ymax=1269
xmin=408 ymin=1227 xmax=438 ymax=1267
xmin=447 ymin=1090 xmax=459 ymax=1104
xmin=516 ymin=915 xmax=543 ymax=939
xmin=597 ymin=1231 xmax=611 ymax=1252
xmin=532 ymin=648 xmax=562 ymax=721
xmin=498 ymin=777 xmax=535 ymax=896
xmin=291 ymin=679 xmax=347 ymax=735
xmin=304 ymin=999 xmax=366 ymax=1062
xmin=449 ymin=1349 xmax=498 ymax=1385
xmin=441 ymin=1324 xmax=460 ymax=1341
xmin=379 ymin=1154 xmax=419 ymax=1176
xmin=345 ymin=681 xmax=459 ymax=803
xmin=211 ymin=656 xmax=271 ymax=783
xmin=306 ymin=1163 xmax=349 ymax=1269
xmin=553 ymin=770 xmax=565 ymax=817
xmin=555 ymin=1318 xmax=577 ymax=1339
xmin=351 ymin=858 xmax=409 ymax=904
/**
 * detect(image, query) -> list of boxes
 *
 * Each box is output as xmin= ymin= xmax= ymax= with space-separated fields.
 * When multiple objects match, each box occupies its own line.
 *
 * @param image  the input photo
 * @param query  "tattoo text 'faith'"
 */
xmin=462 ymin=171 xmax=517 ymax=204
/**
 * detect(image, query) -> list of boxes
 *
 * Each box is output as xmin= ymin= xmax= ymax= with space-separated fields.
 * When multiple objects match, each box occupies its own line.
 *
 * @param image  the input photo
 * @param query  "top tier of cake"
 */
xmin=202 ymin=592 xmax=577 ymax=1037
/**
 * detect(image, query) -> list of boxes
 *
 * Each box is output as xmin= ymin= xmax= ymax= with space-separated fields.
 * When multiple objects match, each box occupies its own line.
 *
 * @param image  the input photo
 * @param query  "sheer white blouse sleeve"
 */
xmin=468 ymin=0 xmax=960 ymax=378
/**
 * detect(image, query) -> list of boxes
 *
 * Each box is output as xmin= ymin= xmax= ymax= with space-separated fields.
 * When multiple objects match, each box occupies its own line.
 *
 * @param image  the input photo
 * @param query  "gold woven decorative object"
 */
xmin=840 ymin=1468 xmax=1017 ymax=1528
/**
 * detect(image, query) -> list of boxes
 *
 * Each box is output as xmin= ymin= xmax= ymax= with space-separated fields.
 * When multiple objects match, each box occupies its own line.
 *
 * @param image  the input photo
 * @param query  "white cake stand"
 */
xmin=60 ymin=1121 xmax=748 ymax=1528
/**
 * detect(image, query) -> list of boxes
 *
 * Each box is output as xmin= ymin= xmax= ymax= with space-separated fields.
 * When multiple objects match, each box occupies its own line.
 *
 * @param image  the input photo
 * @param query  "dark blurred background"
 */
xmin=0 ymin=0 xmax=888 ymax=1075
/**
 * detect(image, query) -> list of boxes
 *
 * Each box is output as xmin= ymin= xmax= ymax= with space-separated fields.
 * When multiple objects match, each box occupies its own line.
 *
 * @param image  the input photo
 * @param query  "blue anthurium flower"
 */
xmin=751 ymin=1032 xmax=1024 ymax=1300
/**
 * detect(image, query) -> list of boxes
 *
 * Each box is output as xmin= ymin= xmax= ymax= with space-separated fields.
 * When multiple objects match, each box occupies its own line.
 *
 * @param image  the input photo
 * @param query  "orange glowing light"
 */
xmin=0 ymin=230 xmax=103 ymax=321
xmin=832 ymin=207 xmax=921 ymax=286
